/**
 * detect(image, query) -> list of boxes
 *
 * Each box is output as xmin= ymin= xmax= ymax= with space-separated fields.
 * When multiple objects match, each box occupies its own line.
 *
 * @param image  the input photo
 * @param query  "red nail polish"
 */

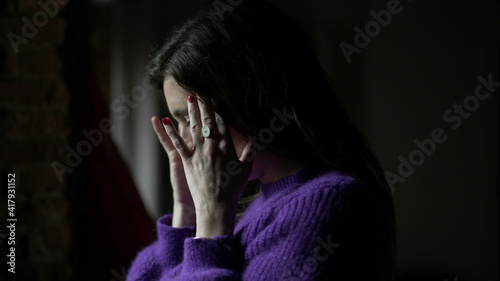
xmin=162 ymin=117 xmax=171 ymax=126
xmin=188 ymin=95 xmax=196 ymax=103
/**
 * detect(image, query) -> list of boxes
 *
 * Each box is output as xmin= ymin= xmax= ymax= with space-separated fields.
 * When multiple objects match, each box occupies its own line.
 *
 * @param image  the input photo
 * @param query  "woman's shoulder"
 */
xmin=237 ymin=167 xmax=379 ymax=231
xmin=279 ymin=168 xmax=367 ymax=208
xmin=303 ymin=169 xmax=364 ymax=192
xmin=238 ymin=168 xmax=377 ymax=237
xmin=252 ymin=168 xmax=371 ymax=223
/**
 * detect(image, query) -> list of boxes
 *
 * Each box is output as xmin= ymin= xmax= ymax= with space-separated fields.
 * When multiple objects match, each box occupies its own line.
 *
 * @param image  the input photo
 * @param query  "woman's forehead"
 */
xmin=163 ymin=78 xmax=190 ymax=116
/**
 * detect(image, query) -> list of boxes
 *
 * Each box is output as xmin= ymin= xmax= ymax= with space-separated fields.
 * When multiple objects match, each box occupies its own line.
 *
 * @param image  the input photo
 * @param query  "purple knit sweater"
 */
xmin=126 ymin=167 xmax=395 ymax=280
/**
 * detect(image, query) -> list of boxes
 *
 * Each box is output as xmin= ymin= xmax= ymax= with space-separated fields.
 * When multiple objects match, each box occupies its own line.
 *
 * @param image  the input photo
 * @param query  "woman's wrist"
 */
xmin=196 ymin=216 xmax=234 ymax=237
xmin=195 ymin=205 xmax=236 ymax=237
xmin=172 ymin=201 xmax=196 ymax=227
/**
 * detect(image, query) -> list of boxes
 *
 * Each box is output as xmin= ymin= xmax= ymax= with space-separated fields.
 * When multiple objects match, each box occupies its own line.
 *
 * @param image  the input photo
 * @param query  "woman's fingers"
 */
xmin=153 ymin=116 xmax=190 ymax=159
xmin=214 ymin=111 xmax=228 ymax=138
xmin=151 ymin=116 xmax=176 ymax=155
xmin=197 ymin=96 xmax=218 ymax=141
xmin=154 ymin=95 xmax=236 ymax=163
xmin=187 ymin=95 xmax=204 ymax=146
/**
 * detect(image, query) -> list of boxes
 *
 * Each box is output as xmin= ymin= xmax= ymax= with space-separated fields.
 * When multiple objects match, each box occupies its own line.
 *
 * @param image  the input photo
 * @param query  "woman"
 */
xmin=127 ymin=1 xmax=396 ymax=280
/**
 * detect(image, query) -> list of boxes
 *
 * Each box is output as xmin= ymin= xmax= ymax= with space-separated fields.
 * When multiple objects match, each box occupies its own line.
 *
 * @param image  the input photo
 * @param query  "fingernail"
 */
xmin=162 ymin=117 xmax=171 ymax=126
xmin=188 ymin=95 xmax=196 ymax=103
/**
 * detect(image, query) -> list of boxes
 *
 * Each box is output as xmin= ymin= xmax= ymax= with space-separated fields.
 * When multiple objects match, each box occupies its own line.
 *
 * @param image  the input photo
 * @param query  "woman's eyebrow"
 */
xmin=172 ymin=108 xmax=188 ymax=118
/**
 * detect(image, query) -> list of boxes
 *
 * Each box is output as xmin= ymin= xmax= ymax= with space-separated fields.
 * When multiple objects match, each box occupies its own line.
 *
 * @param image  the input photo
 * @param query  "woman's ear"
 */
xmin=239 ymin=140 xmax=255 ymax=163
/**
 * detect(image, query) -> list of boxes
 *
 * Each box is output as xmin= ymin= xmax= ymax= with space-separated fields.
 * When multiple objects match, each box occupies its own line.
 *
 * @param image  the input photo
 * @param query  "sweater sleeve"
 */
xmin=126 ymin=214 xmax=244 ymax=281
xmin=126 ymin=214 xmax=196 ymax=280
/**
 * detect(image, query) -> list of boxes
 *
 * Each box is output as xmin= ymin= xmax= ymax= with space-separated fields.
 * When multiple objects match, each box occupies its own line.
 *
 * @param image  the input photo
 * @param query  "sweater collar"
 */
xmin=258 ymin=165 xmax=326 ymax=199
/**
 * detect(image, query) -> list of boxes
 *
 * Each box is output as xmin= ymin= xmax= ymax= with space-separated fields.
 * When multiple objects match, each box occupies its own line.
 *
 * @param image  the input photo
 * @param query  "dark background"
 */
xmin=0 ymin=0 xmax=498 ymax=280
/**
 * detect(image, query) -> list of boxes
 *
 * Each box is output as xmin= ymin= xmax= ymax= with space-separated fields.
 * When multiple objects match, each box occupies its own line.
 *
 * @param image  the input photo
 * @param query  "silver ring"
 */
xmin=202 ymin=125 xmax=212 ymax=138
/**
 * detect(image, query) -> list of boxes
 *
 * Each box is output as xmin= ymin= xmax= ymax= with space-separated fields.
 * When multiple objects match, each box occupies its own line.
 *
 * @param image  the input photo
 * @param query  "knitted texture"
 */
xmin=126 ymin=167 xmax=395 ymax=280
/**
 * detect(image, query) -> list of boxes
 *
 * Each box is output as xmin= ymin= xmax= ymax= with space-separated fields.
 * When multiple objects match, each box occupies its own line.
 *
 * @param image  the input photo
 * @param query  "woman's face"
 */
xmin=162 ymin=77 xmax=250 ymax=166
xmin=162 ymin=77 xmax=305 ymax=184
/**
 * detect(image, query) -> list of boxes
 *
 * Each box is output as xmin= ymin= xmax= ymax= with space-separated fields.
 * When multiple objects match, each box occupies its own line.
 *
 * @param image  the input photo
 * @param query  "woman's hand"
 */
xmin=151 ymin=116 xmax=195 ymax=227
xmin=162 ymin=95 xmax=254 ymax=237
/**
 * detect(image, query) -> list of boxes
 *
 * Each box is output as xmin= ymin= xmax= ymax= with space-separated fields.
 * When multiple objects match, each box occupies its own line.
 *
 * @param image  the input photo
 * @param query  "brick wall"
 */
xmin=0 ymin=0 xmax=72 ymax=280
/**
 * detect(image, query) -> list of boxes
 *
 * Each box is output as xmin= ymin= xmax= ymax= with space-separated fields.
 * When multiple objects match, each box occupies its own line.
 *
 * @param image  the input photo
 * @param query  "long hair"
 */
xmin=148 ymin=0 xmax=396 ymax=240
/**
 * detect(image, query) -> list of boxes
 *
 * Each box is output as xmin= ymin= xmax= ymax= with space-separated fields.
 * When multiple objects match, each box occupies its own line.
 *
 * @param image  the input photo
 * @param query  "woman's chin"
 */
xmin=248 ymin=166 xmax=261 ymax=182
